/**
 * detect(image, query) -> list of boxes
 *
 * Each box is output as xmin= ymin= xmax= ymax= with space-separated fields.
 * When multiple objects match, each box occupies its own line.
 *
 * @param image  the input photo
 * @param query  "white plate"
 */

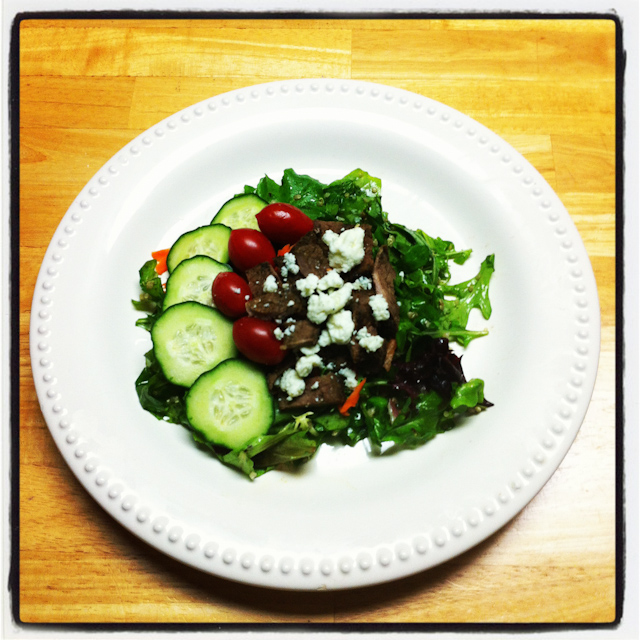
xmin=30 ymin=79 xmax=600 ymax=590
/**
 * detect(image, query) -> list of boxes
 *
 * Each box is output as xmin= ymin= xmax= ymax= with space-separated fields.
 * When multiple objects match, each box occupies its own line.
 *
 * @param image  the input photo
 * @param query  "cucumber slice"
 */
xmin=211 ymin=194 xmax=267 ymax=231
xmin=151 ymin=302 xmax=237 ymax=387
xmin=186 ymin=359 xmax=274 ymax=450
xmin=163 ymin=255 xmax=231 ymax=310
xmin=166 ymin=224 xmax=231 ymax=273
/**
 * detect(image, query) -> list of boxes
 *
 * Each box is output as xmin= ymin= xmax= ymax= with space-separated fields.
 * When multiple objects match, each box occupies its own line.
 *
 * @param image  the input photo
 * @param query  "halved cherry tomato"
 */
xmin=232 ymin=316 xmax=285 ymax=365
xmin=211 ymin=272 xmax=252 ymax=319
xmin=256 ymin=203 xmax=314 ymax=246
xmin=228 ymin=228 xmax=276 ymax=272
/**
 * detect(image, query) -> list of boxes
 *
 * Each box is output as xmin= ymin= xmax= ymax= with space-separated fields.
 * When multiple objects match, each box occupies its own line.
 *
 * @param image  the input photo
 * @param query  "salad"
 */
xmin=133 ymin=169 xmax=495 ymax=479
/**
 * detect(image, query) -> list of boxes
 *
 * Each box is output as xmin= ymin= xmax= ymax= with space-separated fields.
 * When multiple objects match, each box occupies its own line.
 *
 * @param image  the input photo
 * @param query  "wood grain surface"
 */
xmin=17 ymin=17 xmax=618 ymax=624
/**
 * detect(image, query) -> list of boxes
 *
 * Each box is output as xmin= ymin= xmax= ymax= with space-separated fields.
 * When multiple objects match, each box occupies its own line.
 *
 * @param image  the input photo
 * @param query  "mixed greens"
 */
xmin=133 ymin=169 xmax=494 ymax=479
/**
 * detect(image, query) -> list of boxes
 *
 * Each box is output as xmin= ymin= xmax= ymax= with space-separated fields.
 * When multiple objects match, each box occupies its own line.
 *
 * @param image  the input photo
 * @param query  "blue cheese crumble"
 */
xmin=352 ymin=276 xmax=372 ymax=291
xmin=338 ymin=367 xmax=359 ymax=390
xmin=369 ymin=294 xmax=390 ymax=321
xmin=281 ymin=251 xmax=300 ymax=278
xmin=295 ymin=273 xmax=320 ymax=297
xmin=295 ymin=354 xmax=323 ymax=378
xmin=262 ymin=274 xmax=278 ymax=292
xmin=322 ymin=226 xmax=365 ymax=273
xmin=300 ymin=343 xmax=321 ymax=356
xmin=317 ymin=269 xmax=344 ymax=291
xmin=306 ymin=282 xmax=354 ymax=324
xmin=356 ymin=326 xmax=384 ymax=352
xmin=277 ymin=369 xmax=305 ymax=399
xmin=325 ymin=309 xmax=355 ymax=345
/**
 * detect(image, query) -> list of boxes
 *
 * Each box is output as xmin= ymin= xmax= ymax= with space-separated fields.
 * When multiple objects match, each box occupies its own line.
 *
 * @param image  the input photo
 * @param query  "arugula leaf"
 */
xmin=450 ymin=378 xmax=486 ymax=410
xmin=441 ymin=255 xmax=495 ymax=328
xmin=132 ymin=259 xmax=165 ymax=331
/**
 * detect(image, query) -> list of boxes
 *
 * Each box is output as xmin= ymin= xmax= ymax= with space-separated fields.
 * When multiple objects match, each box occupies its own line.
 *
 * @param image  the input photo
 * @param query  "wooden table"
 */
xmin=18 ymin=16 xmax=618 ymax=624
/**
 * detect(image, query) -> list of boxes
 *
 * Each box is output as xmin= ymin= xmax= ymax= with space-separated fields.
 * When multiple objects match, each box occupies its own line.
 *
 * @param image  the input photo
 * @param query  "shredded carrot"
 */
xmin=152 ymin=248 xmax=170 ymax=275
xmin=339 ymin=378 xmax=366 ymax=416
xmin=277 ymin=244 xmax=293 ymax=256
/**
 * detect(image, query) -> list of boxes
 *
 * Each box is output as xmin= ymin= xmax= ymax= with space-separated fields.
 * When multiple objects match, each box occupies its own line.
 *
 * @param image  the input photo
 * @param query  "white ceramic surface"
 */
xmin=30 ymin=79 xmax=600 ymax=590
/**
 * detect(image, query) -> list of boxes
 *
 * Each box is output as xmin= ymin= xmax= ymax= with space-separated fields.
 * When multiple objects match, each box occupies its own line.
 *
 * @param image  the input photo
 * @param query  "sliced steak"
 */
xmin=290 ymin=236 xmax=330 ymax=279
xmin=278 ymin=373 xmax=346 ymax=411
xmin=315 ymin=220 xmax=374 ymax=280
xmin=372 ymin=245 xmax=400 ymax=331
xmin=245 ymin=262 xmax=281 ymax=297
xmin=280 ymin=319 xmax=320 ymax=350
xmin=347 ymin=225 xmax=374 ymax=278
xmin=349 ymin=326 xmax=388 ymax=375
xmin=348 ymin=288 xmax=384 ymax=373
xmin=246 ymin=291 xmax=305 ymax=320
xmin=318 ymin=344 xmax=349 ymax=369
xmin=351 ymin=343 xmax=388 ymax=375
xmin=266 ymin=353 xmax=295 ymax=392
xmin=383 ymin=338 xmax=397 ymax=372
xmin=273 ymin=255 xmax=285 ymax=276
xmin=349 ymin=290 xmax=375 ymax=329
xmin=314 ymin=219 xmax=348 ymax=236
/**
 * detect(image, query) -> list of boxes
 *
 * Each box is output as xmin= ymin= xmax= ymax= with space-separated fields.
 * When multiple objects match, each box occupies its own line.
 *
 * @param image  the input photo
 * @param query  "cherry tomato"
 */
xmin=211 ymin=272 xmax=252 ymax=319
xmin=256 ymin=203 xmax=314 ymax=246
xmin=228 ymin=228 xmax=276 ymax=272
xmin=232 ymin=316 xmax=286 ymax=365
